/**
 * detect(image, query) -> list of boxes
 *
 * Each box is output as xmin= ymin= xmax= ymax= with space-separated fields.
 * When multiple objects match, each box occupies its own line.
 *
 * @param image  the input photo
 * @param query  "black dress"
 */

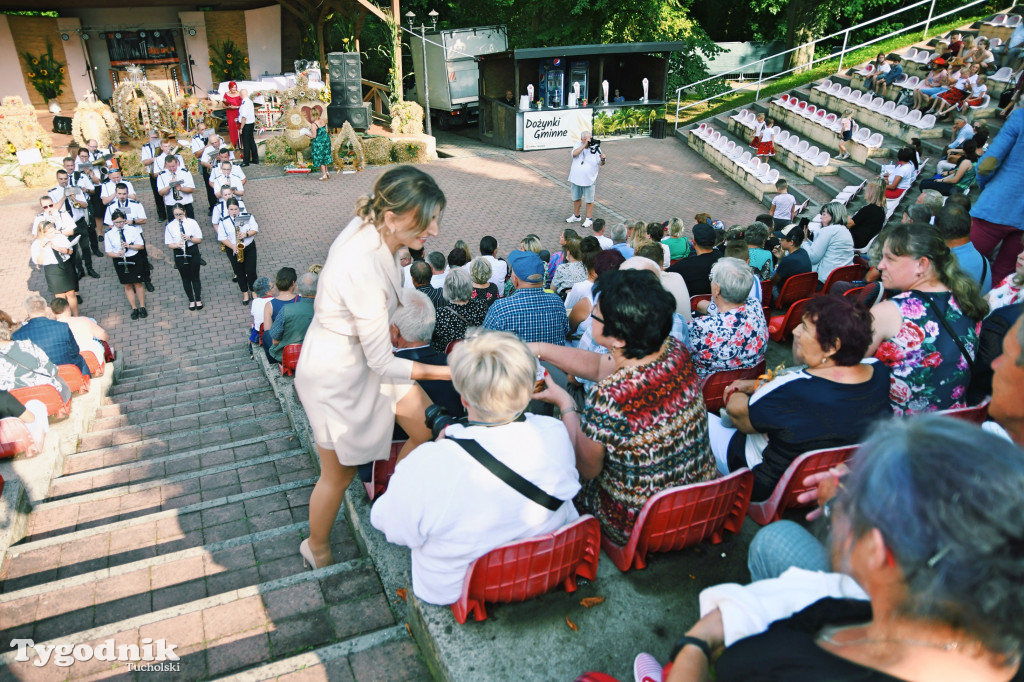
xmin=849 ymin=204 xmax=886 ymax=250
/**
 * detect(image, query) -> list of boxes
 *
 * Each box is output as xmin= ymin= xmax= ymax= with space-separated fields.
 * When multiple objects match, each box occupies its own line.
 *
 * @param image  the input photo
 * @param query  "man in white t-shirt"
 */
xmin=769 ymin=179 xmax=797 ymax=232
xmin=591 ymin=218 xmax=613 ymax=249
xmin=479 ymin=235 xmax=507 ymax=291
xmin=565 ymin=131 xmax=606 ymax=229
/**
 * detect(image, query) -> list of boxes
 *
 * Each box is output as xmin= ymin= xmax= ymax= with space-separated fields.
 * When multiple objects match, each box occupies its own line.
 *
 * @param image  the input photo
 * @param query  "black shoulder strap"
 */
xmin=980 ymin=258 xmax=989 ymax=289
xmin=449 ymin=437 xmax=565 ymax=512
xmin=918 ymin=292 xmax=975 ymax=377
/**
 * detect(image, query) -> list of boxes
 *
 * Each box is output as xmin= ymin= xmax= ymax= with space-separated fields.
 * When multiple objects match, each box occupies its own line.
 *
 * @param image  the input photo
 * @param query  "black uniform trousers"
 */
xmin=228 ymin=241 xmax=258 ymax=292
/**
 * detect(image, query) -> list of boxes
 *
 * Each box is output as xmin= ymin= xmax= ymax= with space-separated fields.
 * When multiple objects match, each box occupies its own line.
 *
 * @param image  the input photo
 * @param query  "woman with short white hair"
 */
xmin=688 ymin=257 xmax=768 ymax=378
xmin=468 ymin=256 xmax=499 ymax=304
xmin=370 ymin=329 xmax=581 ymax=605
xmin=431 ymin=267 xmax=490 ymax=353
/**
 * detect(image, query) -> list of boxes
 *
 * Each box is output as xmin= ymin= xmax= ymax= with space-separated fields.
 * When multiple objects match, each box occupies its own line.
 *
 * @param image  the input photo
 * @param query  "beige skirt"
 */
xmin=294 ymin=318 xmax=414 ymax=466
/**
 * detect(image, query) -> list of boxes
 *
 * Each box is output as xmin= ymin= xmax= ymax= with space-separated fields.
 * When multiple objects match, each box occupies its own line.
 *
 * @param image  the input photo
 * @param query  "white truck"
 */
xmin=409 ymin=25 xmax=508 ymax=129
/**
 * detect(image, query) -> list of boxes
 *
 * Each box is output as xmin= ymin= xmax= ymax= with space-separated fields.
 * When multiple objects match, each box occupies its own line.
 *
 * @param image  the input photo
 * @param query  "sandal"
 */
xmin=319 ymin=174 xmax=329 ymax=181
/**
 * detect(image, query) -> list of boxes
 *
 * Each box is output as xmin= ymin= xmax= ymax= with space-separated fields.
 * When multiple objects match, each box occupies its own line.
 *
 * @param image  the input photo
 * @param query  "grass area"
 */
xmin=667 ymin=10 xmax=991 ymax=128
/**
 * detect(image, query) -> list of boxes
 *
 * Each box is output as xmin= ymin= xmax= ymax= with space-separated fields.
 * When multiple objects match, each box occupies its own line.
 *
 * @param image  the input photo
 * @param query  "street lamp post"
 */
xmin=406 ymin=9 xmax=438 ymax=136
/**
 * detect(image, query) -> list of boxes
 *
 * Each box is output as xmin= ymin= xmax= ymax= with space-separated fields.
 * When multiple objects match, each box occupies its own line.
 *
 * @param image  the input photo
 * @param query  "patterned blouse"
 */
xmin=430 ymin=298 xmax=490 ymax=353
xmin=688 ymin=299 xmax=769 ymax=378
xmin=986 ymin=273 xmax=1024 ymax=312
xmin=551 ymin=261 xmax=587 ymax=295
xmin=578 ymin=337 xmax=717 ymax=545
xmin=470 ymin=283 xmax=500 ymax=306
xmin=873 ymin=290 xmax=980 ymax=416
xmin=0 ymin=339 xmax=68 ymax=400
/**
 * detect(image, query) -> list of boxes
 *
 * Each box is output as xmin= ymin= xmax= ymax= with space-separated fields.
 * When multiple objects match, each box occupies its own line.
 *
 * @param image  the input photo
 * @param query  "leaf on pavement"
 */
xmin=580 ymin=597 xmax=605 ymax=608
xmin=565 ymin=615 xmax=579 ymax=631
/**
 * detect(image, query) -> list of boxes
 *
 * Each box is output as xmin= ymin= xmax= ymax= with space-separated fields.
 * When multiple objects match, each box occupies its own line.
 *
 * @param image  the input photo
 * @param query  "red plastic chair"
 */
xmin=100 ymin=340 xmax=115 ymax=363
xmin=445 ymin=339 xmax=461 ymax=355
xmin=10 ymin=384 xmax=71 ymax=418
xmin=773 ymin=272 xmax=818 ymax=309
xmin=80 ymin=351 xmax=103 ymax=377
xmin=364 ymin=440 xmax=405 ymax=501
xmin=57 ymin=365 xmax=90 ymax=394
xmin=937 ymin=398 xmax=990 ymax=424
xmin=702 ymin=359 xmax=767 ymax=413
xmin=821 ymin=264 xmax=865 ymax=294
xmin=689 ymin=294 xmax=712 ymax=313
xmin=768 ymin=297 xmax=812 ymax=342
xmin=451 ymin=515 xmax=601 ymax=623
xmin=602 ymin=469 xmax=754 ymax=572
xmin=842 ymin=286 xmax=865 ymax=299
xmin=280 ymin=344 xmax=302 ymax=376
xmin=748 ymin=445 xmax=858 ymax=525
xmin=0 ymin=418 xmax=40 ymax=459
xmin=759 ymin=279 xmax=773 ymax=304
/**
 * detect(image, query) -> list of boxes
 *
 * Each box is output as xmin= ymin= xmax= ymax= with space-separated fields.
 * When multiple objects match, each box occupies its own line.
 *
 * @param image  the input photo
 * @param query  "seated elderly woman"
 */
xmin=430 ymin=267 xmax=490 ymax=353
xmin=640 ymin=415 xmax=1024 ymax=682
xmin=707 ymin=295 xmax=891 ymax=501
xmin=530 ymin=269 xmax=717 ymax=545
xmin=804 ymin=201 xmax=855 ymax=287
xmin=550 ymin=233 xmax=587 ymax=296
xmin=869 ymin=222 xmax=988 ymax=415
xmin=370 ymin=330 xmax=581 ymax=605
xmin=688 ymin=257 xmax=769 ymax=379
xmin=0 ymin=320 xmax=70 ymax=402
xmin=468 ymin=256 xmax=499 ymax=305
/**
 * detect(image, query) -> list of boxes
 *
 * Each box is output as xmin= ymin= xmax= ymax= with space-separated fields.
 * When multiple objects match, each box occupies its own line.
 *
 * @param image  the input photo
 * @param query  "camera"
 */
xmin=424 ymin=404 xmax=465 ymax=440
xmin=587 ymin=138 xmax=601 ymax=154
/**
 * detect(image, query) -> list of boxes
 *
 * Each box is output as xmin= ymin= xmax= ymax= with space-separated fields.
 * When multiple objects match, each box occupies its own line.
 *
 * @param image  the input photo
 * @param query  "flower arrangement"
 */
xmin=332 ymin=121 xmax=365 ymax=171
xmin=393 ymin=140 xmax=427 ymax=164
xmin=209 ymin=40 xmax=249 ymax=82
xmin=72 ymin=99 xmax=121 ymax=147
xmin=111 ymin=71 xmax=174 ymax=140
xmin=21 ymin=42 xmax=66 ymax=101
xmin=390 ymin=100 xmax=424 ymax=135
xmin=0 ymin=96 xmax=53 ymax=162
xmin=172 ymin=96 xmax=216 ymax=134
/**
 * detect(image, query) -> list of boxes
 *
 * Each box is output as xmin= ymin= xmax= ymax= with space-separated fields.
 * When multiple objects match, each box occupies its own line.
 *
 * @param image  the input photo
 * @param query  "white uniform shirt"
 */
xmin=70 ymin=168 xmax=97 ymax=194
xmin=31 ymin=234 xmax=74 ymax=265
xmin=201 ymin=146 xmax=233 ymax=169
xmin=238 ymin=97 xmax=255 ymax=125
xmin=153 ymin=152 xmax=185 ymax=177
xmin=32 ymin=210 xmax=76 ymax=238
xmin=140 ymin=141 xmax=161 ymax=174
xmin=164 ymin=217 xmax=204 ymax=249
xmin=104 ymin=199 xmax=147 ymax=226
xmin=100 ymin=180 xmax=136 ymax=204
xmin=211 ymin=197 xmax=246 ymax=225
xmin=190 ymin=134 xmax=208 ymax=155
xmin=369 ymin=415 xmax=581 ymax=605
xmin=217 ymin=214 xmax=259 ymax=248
xmin=48 ymin=185 xmax=88 ymax=222
xmin=157 ymin=169 xmax=196 ymax=206
xmin=209 ymin=166 xmax=246 ymax=194
xmin=104 ymin=224 xmax=145 ymax=258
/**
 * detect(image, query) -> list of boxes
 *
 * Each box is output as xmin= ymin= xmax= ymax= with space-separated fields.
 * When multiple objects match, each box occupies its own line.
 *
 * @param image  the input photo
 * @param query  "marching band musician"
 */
xmin=216 ymin=198 xmax=259 ymax=304
xmin=99 ymin=168 xmax=136 ymax=208
xmin=32 ymin=195 xmax=77 ymax=239
xmin=49 ymin=169 xmax=100 ymax=280
xmin=104 ymin=210 xmax=148 ymax=320
xmin=152 ymin=138 xmax=185 ymax=221
xmin=164 ymin=204 xmax=204 ymax=311
xmin=210 ymin=160 xmax=245 ymax=199
xmin=213 ymin=146 xmax=244 ymax=185
xmin=211 ymin=184 xmax=245 ymax=225
xmin=31 ymin=221 xmax=80 ymax=316
xmin=103 ymin=183 xmax=155 ymax=293
xmin=140 ymin=130 xmax=164 ymax=220
xmin=157 ymin=155 xmax=195 ymax=219
xmin=191 ymin=123 xmax=216 ymax=211
xmin=71 ymin=150 xmax=105 ymax=258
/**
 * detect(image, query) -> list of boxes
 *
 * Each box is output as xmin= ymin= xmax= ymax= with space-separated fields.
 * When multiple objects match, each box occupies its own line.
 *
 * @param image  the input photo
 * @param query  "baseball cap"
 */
xmin=773 ymin=223 xmax=801 ymax=239
xmin=692 ymin=223 xmax=717 ymax=247
xmin=508 ymin=250 xmax=545 ymax=283
xmin=933 ymin=57 xmax=947 ymax=66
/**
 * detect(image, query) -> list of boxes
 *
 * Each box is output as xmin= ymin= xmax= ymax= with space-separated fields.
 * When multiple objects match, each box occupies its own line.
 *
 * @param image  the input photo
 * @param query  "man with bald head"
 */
xmin=238 ymin=89 xmax=259 ymax=166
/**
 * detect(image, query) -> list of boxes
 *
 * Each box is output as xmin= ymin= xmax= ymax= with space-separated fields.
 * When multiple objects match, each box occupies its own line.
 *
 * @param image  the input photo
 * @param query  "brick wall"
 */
xmin=204 ymin=10 xmax=252 ymax=82
xmin=9 ymin=15 xmax=78 ymax=110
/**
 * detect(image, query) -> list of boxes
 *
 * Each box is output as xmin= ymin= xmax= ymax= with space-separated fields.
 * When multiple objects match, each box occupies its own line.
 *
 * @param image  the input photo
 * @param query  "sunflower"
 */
xmin=209 ymin=61 xmax=213 ymax=66
xmin=28 ymin=72 xmax=35 ymax=78
xmin=49 ymin=80 xmax=54 ymax=84
xmin=226 ymin=59 xmax=232 ymax=65
xmin=31 ymin=58 xmax=38 ymax=64
xmin=243 ymin=57 xmax=249 ymax=64
xmin=59 ymin=67 xmax=65 ymax=74
xmin=6 ymin=143 xmax=15 ymax=153
xmin=41 ymin=70 xmax=47 ymax=76
xmin=224 ymin=69 xmax=228 ymax=74
xmin=226 ymin=53 xmax=232 ymax=59
xmin=35 ymin=140 xmax=43 ymax=148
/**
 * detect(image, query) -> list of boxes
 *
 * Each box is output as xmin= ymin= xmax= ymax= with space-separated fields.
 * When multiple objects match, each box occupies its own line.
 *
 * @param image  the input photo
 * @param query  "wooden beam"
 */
xmin=276 ymin=0 xmax=313 ymax=21
xmin=351 ymin=0 xmax=389 ymax=24
xmin=354 ymin=8 xmax=367 ymax=54
xmin=392 ymin=0 xmax=402 ymax=100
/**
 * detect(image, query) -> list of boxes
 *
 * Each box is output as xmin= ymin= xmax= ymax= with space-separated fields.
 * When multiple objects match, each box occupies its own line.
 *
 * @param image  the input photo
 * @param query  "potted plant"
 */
xmin=22 ymin=43 xmax=66 ymax=113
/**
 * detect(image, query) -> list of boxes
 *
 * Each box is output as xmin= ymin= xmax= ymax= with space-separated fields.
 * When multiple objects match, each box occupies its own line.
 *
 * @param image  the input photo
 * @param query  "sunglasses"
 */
xmin=41 ymin=203 xmax=53 ymax=208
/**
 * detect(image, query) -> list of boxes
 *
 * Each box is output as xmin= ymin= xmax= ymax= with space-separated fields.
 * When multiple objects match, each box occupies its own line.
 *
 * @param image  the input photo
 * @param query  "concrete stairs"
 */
xmin=0 ymin=347 xmax=430 ymax=680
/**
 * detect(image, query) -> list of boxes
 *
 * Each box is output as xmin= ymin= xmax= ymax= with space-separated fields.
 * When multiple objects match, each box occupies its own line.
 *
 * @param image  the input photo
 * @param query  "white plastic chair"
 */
xmin=710 ymin=131 xmax=721 ymax=144
xmin=829 ymin=83 xmax=843 ymax=96
xmin=728 ymin=146 xmax=744 ymax=161
xmin=917 ymin=113 xmax=936 ymax=130
xmin=904 ymin=48 xmax=919 ymax=61
xmin=781 ymin=134 xmax=798 ymax=151
xmin=695 ymin=123 xmax=708 ymax=138
xmin=777 ymin=130 xmax=791 ymax=145
xmin=746 ymin=157 xmax=761 ymax=173
xmin=881 ymin=101 xmax=896 ymax=115
xmin=904 ymin=109 xmax=922 ymax=125
xmin=858 ymin=63 xmax=876 ymax=76
xmin=865 ymin=132 xmax=884 ymax=149
xmin=771 ymin=125 xmax=781 ymax=136
xmin=985 ymin=13 xmax=1007 ymax=26
xmin=795 ymin=140 xmax=810 ymax=155
xmin=1008 ymin=15 xmax=1022 ymax=27
xmin=868 ymin=97 xmax=885 ymax=111
xmin=764 ymin=168 xmax=780 ymax=185
xmin=990 ymin=37 xmax=1003 ymax=48
xmin=893 ymin=104 xmax=909 ymax=120
xmin=815 ymin=80 xmax=832 ymax=92
xmin=814 ymin=109 xmax=827 ymax=122
xmin=894 ymin=74 xmax=908 ymax=86
xmin=839 ymin=85 xmax=852 ymax=100
xmin=755 ymin=162 xmax=772 ymax=182
xmin=803 ymin=105 xmax=817 ymax=119
xmin=825 ymin=113 xmax=837 ymax=124
xmin=902 ymin=76 xmax=920 ymax=89
xmin=852 ymin=127 xmax=870 ymax=143
xmin=801 ymin=145 xmax=820 ymax=161
xmin=724 ymin=140 xmax=736 ymax=154
xmin=739 ymin=151 xmax=752 ymax=165
xmin=916 ymin=52 xmax=935 ymax=64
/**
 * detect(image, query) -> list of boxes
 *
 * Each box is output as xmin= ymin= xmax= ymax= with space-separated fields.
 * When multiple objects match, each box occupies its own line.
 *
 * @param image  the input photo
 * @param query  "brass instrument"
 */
xmin=235 ymin=218 xmax=245 ymax=263
xmin=170 ymin=179 xmax=183 ymax=202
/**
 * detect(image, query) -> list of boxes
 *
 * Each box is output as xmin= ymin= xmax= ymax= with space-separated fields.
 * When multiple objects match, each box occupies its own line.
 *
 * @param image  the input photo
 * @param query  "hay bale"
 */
xmin=362 ymin=136 xmax=393 ymax=166
xmin=262 ymin=135 xmax=297 ymax=165
xmin=392 ymin=140 xmax=428 ymax=164
xmin=21 ymin=162 xmax=56 ymax=188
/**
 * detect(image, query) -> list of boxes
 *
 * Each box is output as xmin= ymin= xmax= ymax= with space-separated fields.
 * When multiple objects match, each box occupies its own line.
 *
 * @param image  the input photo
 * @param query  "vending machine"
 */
xmin=538 ymin=58 xmax=566 ymax=107
xmin=569 ymin=61 xmax=590 ymax=104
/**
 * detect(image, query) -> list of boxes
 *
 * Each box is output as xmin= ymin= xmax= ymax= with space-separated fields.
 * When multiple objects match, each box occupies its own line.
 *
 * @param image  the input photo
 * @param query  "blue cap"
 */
xmin=508 ymin=250 xmax=545 ymax=284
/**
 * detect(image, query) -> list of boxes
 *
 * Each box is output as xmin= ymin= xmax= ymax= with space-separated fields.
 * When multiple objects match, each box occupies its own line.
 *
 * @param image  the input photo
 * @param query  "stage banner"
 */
xmin=106 ymin=31 xmax=179 ymax=67
xmin=522 ymin=108 xmax=593 ymax=150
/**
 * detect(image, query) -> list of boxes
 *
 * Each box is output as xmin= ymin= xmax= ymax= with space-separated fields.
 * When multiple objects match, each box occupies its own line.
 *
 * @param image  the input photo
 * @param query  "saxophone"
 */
xmin=235 ymin=219 xmax=245 ymax=263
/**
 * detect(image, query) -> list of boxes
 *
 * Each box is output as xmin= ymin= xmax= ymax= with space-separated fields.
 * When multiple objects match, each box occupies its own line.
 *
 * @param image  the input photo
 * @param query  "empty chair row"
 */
xmin=984 ymin=13 xmax=1021 ymax=26
xmin=808 ymin=84 xmax=937 ymax=130
xmin=776 ymin=95 xmax=886 ymax=148
xmin=694 ymin=124 xmax=781 ymax=183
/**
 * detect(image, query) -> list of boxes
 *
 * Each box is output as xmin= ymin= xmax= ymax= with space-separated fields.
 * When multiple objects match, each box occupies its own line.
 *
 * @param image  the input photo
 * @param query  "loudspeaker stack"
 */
xmin=326 ymin=52 xmax=370 ymax=130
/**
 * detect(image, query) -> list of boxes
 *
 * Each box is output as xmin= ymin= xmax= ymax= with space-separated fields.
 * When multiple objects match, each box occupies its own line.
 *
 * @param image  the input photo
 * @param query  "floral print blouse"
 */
xmin=0 ymin=339 xmax=68 ymax=400
xmin=578 ymin=337 xmax=717 ymax=545
xmin=470 ymin=283 xmax=500 ymax=306
xmin=986 ymin=273 xmax=1024 ymax=312
xmin=688 ymin=299 xmax=769 ymax=378
xmin=430 ymin=298 xmax=490 ymax=353
xmin=873 ymin=290 xmax=980 ymax=416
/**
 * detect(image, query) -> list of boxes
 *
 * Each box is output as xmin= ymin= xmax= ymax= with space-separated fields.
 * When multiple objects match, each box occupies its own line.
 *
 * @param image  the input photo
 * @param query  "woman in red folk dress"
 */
xmin=223 ymin=81 xmax=242 ymax=148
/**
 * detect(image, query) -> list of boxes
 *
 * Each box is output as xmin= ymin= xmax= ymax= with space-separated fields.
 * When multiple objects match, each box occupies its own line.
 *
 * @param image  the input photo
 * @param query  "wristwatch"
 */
xmin=669 ymin=635 xmax=711 ymax=663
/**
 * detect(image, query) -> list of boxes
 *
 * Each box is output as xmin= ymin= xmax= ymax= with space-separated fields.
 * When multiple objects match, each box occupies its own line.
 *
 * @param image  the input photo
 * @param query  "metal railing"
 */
xmin=674 ymin=0 xmax=990 ymax=131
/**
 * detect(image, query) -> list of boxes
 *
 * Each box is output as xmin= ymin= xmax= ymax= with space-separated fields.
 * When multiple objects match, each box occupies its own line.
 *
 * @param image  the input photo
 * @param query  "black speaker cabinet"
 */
xmin=333 ymin=82 xmax=362 ymax=107
xmin=53 ymin=115 xmax=73 ymax=134
xmin=327 ymin=52 xmax=361 ymax=84
xmin=328 ymin=102 xmax=370 ymax=130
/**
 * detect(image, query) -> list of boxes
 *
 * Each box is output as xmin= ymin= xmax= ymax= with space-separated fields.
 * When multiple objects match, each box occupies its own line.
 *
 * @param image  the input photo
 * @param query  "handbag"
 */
xmin=449 ymin=437 xmax=565 ymax=512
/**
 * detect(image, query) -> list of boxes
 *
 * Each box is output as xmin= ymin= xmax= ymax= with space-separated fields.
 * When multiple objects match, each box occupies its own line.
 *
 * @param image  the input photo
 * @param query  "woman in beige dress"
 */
xmin=294 ymin=166 xmax=451 ymax=569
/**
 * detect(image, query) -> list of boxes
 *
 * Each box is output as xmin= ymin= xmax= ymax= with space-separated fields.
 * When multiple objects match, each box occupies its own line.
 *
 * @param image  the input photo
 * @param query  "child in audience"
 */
xmin=756 ymin=118 xmax=776 ymax=163
xmin=964 ymin=73 xmax=989 ymax=109
xmin=837 ymin=109 xmax=854 ymax=160
xmin=864 ymin=53 xmax=890 ymax=91
xmin=750 ymin=112 xmax=766 ymax=149
xmin=875 ymin=54 xmax=904 ymax=96
xmin=769 ymin=179 xmax=797 ymax=231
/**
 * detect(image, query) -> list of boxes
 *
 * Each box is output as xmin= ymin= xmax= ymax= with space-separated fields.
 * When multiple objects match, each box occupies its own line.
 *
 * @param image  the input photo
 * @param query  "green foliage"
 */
xmin=262 ymin=136 xmax=298 ymax=165
xmin=209 ymin=40 xmax=249 ymax=82
xmin=22 ymin=42 xmax=65 ymax=100
xmin=393 ymin=140 xmax=427 ymax=163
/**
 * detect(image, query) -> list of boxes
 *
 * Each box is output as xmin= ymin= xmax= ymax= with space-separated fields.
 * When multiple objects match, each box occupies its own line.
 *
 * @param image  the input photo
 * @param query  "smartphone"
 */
xmin=534 ymin=359 xmax=547 ymax=393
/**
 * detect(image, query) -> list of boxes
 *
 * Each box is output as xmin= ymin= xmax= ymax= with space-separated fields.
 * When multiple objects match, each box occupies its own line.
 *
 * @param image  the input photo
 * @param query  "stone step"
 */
xmin=90 ymin=386 xmax=277 ymax=431
xmin=0 ymin=557 xmax=400 ymax=680
xmin=96 ymin=375 xmax=270 ymax=415
xmin=117 ymin=348 xmax=248 ymax=380
xmin=87 ymin=397 xmax=282 ymax=439
xmin=1 ymin=479 xmax=316 ymax=592
xmin=108 ymin=358 xmax=263 ymax=395
xmin=26 ymin=448 xmax=311 ymax=542
xmin=767 ymin=100 xmax=894 ymax=165
xmin=682 ymin=128 xmax=778 ymax=203
xmin=0 ymin=521 xmax=361 ymax=650
xmin=720 ymin=114 xmax=838 ymax=183
xmin=50 ymin=430 xmax=300 ymax=499
xmin=69 ymin=413 xmax=293 ymax=469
